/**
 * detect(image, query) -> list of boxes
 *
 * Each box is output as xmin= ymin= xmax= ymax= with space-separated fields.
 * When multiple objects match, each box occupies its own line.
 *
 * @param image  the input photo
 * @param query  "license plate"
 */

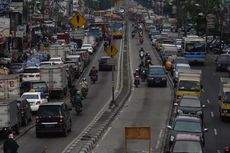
xmin=45 ymin=124 xmax=54 ymax=128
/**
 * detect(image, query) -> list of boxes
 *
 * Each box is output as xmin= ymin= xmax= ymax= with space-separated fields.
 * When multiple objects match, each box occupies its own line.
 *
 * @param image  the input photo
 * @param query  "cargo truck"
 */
xmin=40 ymin=65 xmax=68 ymax=98
xmin=0 ymin=74 xmax=20 ymax=99
xmin=218 ymin=77 xmax=230 ymax=120
xmin=175 ymin=70 xmax=202 ymax=102
xmin=48 ymin=44 xmax=69 ymax=60
xmin=0 ymin=97 xmax=21 ymax=134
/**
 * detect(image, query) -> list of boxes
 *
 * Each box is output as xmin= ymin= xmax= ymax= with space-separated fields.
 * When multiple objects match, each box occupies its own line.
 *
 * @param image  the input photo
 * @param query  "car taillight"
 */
xmin=59 ymin=116 xmax=64 ymax=122
xmin=36 ymin=101 xmax=41 ymax=105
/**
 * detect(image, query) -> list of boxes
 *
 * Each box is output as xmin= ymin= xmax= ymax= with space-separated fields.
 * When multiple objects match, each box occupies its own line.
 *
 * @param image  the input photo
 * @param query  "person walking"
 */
xmin=3 ymin=132 xmax=19 ymax=153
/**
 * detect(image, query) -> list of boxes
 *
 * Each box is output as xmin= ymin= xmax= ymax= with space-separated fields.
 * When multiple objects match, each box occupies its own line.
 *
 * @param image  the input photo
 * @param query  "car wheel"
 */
xmin=164 ymin=82 xmax=167 ymax=87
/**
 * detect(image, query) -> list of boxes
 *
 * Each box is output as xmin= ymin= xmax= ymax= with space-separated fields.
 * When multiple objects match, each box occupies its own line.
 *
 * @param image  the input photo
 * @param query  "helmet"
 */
xmin=135 ymin=68 xmax=139 ymax=72
xmin=82 ymin=78 xmax=86 ymax=81
xmin=77 ymin=90 xmax=81 ymax=95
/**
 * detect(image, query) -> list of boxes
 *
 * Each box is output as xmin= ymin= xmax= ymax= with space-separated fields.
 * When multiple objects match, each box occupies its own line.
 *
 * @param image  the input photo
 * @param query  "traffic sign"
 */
xmin=106 ymin=45 xmax=118 ymax=57
xmin=70 ymin=12 xmax=87 ymax=29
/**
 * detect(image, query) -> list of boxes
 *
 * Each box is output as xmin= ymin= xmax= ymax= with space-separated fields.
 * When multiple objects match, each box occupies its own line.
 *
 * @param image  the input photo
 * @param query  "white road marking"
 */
xmin=217 ymin=150 xmax=221 ymax=153
xmin=207 ymin=99 xmax=210 ymax=104
xmin=211 ymin=112 xmax=214 ymax=118
xmin=202 ymin=89 xmax=205 ymax=93
xmin=214 ymin=128 xmax=218 ymax=136
xmin=155 ymin=129 xmax=163 ymax=149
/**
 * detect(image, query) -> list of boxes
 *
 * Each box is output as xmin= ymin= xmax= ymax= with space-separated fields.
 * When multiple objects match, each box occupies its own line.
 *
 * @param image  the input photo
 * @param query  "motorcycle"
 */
xmin=90 ymin=74 xmax=98 ymax=84
xmin=134 ymin=75 xmax=140 ymax=87
xmin=139 ymin=37 xmax=143 ymax=44
xmin=140 ymin=70 xmax=147 ymax=81
xmin=75 ymin=104 xmax=82 ymax=115
xmin=139 ymin=51 xmax=144 ymax=60
xmin=81 ymin=87 xmax=88 ymax=98
xmin=131 ymin=32 xmax=135 ymax=38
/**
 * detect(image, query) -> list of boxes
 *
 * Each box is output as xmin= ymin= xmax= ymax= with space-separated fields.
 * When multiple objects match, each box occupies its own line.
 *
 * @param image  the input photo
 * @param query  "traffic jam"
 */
xmin=128 ymin=5 xmax=230 ymax=153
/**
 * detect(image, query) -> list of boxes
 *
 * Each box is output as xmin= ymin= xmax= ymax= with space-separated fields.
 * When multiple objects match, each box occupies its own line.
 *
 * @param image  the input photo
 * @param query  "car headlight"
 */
xmin=177 ymin=109 xmax=183 ymax=114
xmin=197 ymin=110 xmax=202 ymax=115
xmin=170 ymin=135 xmax=174 ymax=142
xmin=162 ymin=77 xmax=166 ymax=80
xmin=223 ymin=109 xmax=228 ymax=113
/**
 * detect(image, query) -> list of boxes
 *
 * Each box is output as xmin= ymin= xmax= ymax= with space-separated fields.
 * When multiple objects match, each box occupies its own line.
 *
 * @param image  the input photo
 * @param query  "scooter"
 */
xmin=81 ymin=87 xmax=88 ymax=98
xmin=75 ymin=104 xmax=82 ymax=115
xmin=90 ymin=75 xmax=98 ymax=84
xmin=139 ymin=51 xmax=144 ymax=60
xmin=140 ymin=70 xmax=147 ymax=81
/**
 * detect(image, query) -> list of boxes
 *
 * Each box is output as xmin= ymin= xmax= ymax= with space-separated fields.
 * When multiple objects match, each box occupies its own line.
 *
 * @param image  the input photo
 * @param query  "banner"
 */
xmin=0 ymin=17 xmax=10 ymax=37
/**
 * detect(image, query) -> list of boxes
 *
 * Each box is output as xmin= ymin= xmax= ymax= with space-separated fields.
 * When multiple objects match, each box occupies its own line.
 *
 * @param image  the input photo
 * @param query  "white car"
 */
xmin=81 ymin=44 xmax=94 ymax=54
xmin=49 ymin=57 xmax=64 ymax=65
xmin=21 ymin=92 xmax=48 ymax=112
xmin=173 ymin=63 xmax=191 ymax=82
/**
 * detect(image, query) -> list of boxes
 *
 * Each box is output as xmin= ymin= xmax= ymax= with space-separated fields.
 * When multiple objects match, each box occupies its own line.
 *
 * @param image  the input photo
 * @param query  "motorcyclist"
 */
xmin=80 ymin=78 xmax=88 ymax=97
xmin=89 ymin=65 xmax=98 ymax=77
xmin=104 ymin=41 xmax=108 ymax=51
xmin=139 ymin=47 xmax=144 ymax=53
xmin=74 ymin=90 xmax=84 ymax=109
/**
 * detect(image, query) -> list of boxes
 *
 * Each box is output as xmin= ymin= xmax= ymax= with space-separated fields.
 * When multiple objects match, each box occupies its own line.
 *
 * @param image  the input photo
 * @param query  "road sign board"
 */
xmin=106 ymin=45 xmax=118 ymax=57
xmin=70 ymin=12 xmax=87 ymax=29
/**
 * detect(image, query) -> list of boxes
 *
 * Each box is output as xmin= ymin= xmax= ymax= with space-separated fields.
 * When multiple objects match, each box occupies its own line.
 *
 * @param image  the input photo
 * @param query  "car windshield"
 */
xmin=32 ymin=83 xmax=47 ymax=89
xmin=185 ymin=42 xmax=205 ymax=53
xmin=173 ymin=141 xmax=202 ymax=153
xmin=224 ymin=92 xmax=230 ymax=103
xmin=38 ymin=106 xmax=61 ymax=116
xmin=22 ymin=94 xmax=39 ymax=99
xmin=149 ymin=67 xmax=165 ymax=75
xmin=180 ymin=98 xmax=201 ymax=107
xmin=176 ymin=65 xmax=190 ymax=71
xmin=82 ymin=44 xmax=91 ymax=47
xmin=24 ymin=68 xmax=40 ymax=73
xmin=174 ymin=120 xmax=201 ymax=133
xmin=9 ymin=64 xmax=22 ymax=69
xmin=178 ymin=80 xmax=200 ymax=91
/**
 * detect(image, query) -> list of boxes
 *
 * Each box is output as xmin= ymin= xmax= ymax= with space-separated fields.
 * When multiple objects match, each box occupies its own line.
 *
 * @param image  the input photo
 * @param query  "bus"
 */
xmin=182 ymin=35 xmax=206 ymax=64
xmin=109 ymin=22 xmax=123 ymax=39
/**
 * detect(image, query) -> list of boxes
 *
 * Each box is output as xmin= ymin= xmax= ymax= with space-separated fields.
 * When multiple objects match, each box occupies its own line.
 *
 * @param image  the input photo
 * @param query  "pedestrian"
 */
xmin=3 ymin=132 xmax=19 ymax=153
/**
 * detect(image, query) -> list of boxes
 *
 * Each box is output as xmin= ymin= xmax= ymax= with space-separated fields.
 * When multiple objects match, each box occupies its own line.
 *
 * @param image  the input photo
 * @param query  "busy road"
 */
xmin=0 ymin=39 xmax=122 ymax=153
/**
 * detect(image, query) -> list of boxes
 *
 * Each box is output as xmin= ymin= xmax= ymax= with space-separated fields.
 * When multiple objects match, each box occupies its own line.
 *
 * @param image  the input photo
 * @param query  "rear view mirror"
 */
xmin=174 ymin=103 xmax=178 ymax=106
xmin=202 ymin=105 xmax=206 ymax=108
xmin=167 ymin=125 xmax=172 ymax=129
xmin=203 ymin=128 xmax=208 ymax=132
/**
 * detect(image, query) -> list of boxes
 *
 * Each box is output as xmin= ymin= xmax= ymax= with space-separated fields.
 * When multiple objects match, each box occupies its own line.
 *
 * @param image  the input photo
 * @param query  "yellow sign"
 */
xmin=70 ymin=12 xmax=87 ymax=29
xmin=106 ymin=44 xmax=118 ymax=57
xmin=125 ymin=127 xmax=151 ymax=140
xmin=125 ymin=127 xmax=151 ymax=153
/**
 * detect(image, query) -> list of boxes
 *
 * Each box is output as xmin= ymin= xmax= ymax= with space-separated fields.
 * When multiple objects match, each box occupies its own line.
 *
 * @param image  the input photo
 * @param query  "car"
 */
xmin=174 ymin=95 xmax=205 ymax=119
xmin=172 ymin=63 xmax=191 ymax=82
xmin=40 ymin=61 xmax=56 ymax=67
xmin=20 ymin=80 xmax=49 ymax=99
xmin=167 ymin=115 xmax=208 ymax=145
xmin=175 ymin=39 xmax=182 ymax=51
xmin=216 ymin=54 xmax=230 ymax=71
xmin=49 ymin=57 xmax=64 ymax=65
xmin=17 ymin=98 xmax=32 ymax=126
xmin=8 ymin=63 xmax=26 ymax=74
xmin=81 ymin=43 xmax=94 ymax=54
xmin=167 ymin=134 xmax=204 ymax=153
xmin=22 ymin=66 xmax=40 ymax=82
xmin=21 ymin=92 xmax=48 ymax=112
xmin=98 ymin=56 xmax=113 ymax=71
xmin=35 ymin=102 xmax=72 ymax=137
xmin=147 ymin=65 xmax=167 ymax=87
xmin=172 ymin=57 xmax=189 ymax=69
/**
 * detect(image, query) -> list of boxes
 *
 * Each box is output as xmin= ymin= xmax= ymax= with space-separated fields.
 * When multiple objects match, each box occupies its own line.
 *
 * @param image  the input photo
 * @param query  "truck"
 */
xmin=40 ymin=65 xmax=68 ymax=98
xmin=48 ymin=44 xmax=69 ymax=60
xmin=218 ymin=77 xmax=230 ymax=120
xmin=0 ymin=97 xmax=21 ymax=134
xmin=0 ymin=74 xmax=20 ymax=99
xmin=175 ymin=70 xmax=202 ymax=102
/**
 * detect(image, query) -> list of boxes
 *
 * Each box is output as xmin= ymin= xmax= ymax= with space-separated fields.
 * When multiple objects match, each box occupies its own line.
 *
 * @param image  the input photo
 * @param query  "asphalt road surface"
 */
xmin=92 ymin=22 xmax=172 ymax=153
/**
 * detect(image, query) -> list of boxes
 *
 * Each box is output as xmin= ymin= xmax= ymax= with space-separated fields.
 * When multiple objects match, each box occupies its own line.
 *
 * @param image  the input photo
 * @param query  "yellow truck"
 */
xmin=218 ymin=77 xmax=230 ymax=120
xmin=175 ymin=70 xmax=202 ymax=102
